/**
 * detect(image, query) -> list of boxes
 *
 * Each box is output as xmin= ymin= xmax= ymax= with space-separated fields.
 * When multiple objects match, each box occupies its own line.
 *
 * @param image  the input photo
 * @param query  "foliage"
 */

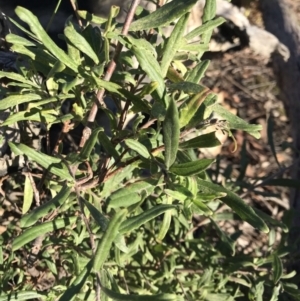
xmin=0 ymin=0 xmax=299 ymax=300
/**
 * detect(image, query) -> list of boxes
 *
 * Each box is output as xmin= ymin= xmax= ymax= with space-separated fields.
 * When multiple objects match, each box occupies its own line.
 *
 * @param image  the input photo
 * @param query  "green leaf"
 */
xmin=180 ymin=132 xmax=221 ymax=149
xmin=157 ymin=197 xmax=173 ymax=241
xmin=93 ymin=209 xmax=127 ymax=271
xmin=272 ymin=254 xmax=283 ymax=284
xmin=254 ymin=208 xmax=288 ymax=233
xmin=179 ymin=89 xmax=211 ymax=128
xmin=210 ymin=219 xmax=236 ymax=255
xmin=6 ymin=33 xmax=36 ymax=46
xmin=2 ymin=109 xmax=58 ymax=127
xmin=15 ymin=6 xmax=78 ymax=72
xmin=125 ymin=36 xmax=165 ymax=101
xmin=58 ymin=259 xmax=93 ymax=301
xmin=20 ymin=184 xmax=72 ymax=228
xmin=270 ymin=284 xmax=281 ymax=301
xmin=211 ymin=104 xmax=262 ymax=138
xmin=22 ymin=175 xmax=34 ymax=215
xmin=165 ymin=189 xmax=190 ymax=202
xmin=108 ymin=180 xmax=156 ymax=208
xmin=77 ymin=10 xmax=107 ymax=24
xmin=281 ymin=284 xmax=300 ymax=300
xmin=46 ymin=60 xmax=66 ymax=79
xmin=77 ymin=127 xmax=102 ymax=161
xmin=161 ymin=13 xmax=190 ymax=76
xmin=202 ymin=0 xmax=217 ymax=23
xmin=119 ymin=205 xmax=176 ymax=234
xmin=163 ymin=98 xmax=180 ymax=169
xmin=0 ymin=291 xmax=46 ymax=301
xmin=168 ymin=82 xmax=206 ymax=94
xmin=170 ymin=159 xmax=214 ymax=176
xmin=254 ymin=281 xmax=264 ymax=301
xmin=281 ymin=270 xmax=297 ymax=280
xmin=179 ymin=43 xmax=209 ymax=53
xmin=192 ymin=197 xmax=213 ymax=215
xmin=12 ymin=217 xmax=77 ymax=251
xmin=98 ymin=132 xmax=120 ymax=160
xmin=185 ymin=60 xmax=210 ymax=83
xmin=185 ymin=17 xmax=226 ymax=41
xmin=263 ymin=178 xmax=300 ymax=188
xmin=125 ymin=139 xmax=150 ymax=159
xmin=129 ymin=0 xmax=198 ymax=31
xmin=81 ymin=198 xmax=108 ymax=231
xmin=9 ymin=143 xmax=73 ymax=182
xmin=198 ymin=179 xmax=269 ymax=233
xmin=100 ymin=285 xmax=178 ymax=301
xmin=64 ymin=24 xmax=99 ymax=64
xmin=0 ymin=71 xmax=39 ymax=88
xmin=0 ymin=94 xmax=42 ymax=110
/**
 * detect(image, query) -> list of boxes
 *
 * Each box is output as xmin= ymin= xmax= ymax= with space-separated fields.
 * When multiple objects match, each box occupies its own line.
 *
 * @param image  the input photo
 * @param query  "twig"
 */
xmin=79 ymin=0 xmax=141 ymax=148
xmin=69 ymin=0 xmax=83 ymax=27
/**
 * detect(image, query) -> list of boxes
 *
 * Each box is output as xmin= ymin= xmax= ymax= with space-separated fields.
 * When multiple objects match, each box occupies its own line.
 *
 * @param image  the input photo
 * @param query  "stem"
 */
xmin=80 ymin=0 xmax=141 ymax=148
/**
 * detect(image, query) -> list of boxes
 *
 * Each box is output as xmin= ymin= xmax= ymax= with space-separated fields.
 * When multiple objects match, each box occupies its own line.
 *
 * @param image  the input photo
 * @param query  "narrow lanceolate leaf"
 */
xmin=20 ymin=184 xmax=72 ymax=228
xmin=0 ymin=291 xmax=46 ymax=301
xmin=119 ymin=205 xmax=176 ymax=234
xmin=0 ymin=94 xmax=41 ymax=110
xmin=211 ymin=104 xmax=262 ymax=138
xmin=12 ymin=217 xmax=77 ymax=251
xmin=161 ymin=13 xmax=190 ymax=77
xmin=210 ymin=219 xmax=236 ymax=256
xmin=9 ymin=143 xmax=73 ymax=182
xmin=180 ymin=132 xmax=221 ymax=149
xmin=129 ymin=0 xmax=198 ymax=31
xmin=6 ymin=33 xmax=36 ymax=46
xmin=46 ymin=61 xmax=66 ymax=79
xmin=179 ymin=89 xmax=211 ymax=128
xmin=64 ymin=25 xmax=99 ymax=64
xmin=163 ymin=98 xmax=180 ymax=169
xmin=15 ymin=7 xmax=78 ymax=72
xmin=22 ymin=175 xmax=34 ymax=214
xmin=81 ymin=198 xmax=109 ymax=231
xmin=58 ymin=259 xmax=93 ymax=301
xmin=101 ymin=285 xmax=178 ymax=301
xmin=77 ymin=10 xmax=107 ymax=24
xmin=0 ymin=71 xmax=39 ymax=88
xmin=98 ymin=132 xmax=120 ymax=160
xmin=192 ymin=198 xmax=213 ymax=215
xmin=168 ymin=82 xmax=207 ymax=96
xmin=108 ymin=180 xmax=156 ymax=208
xmin=170 ymin=159 xmax=214 ymax=176
xmin=202 ymin=0 xmax=217 ymax=23
xmin=198 ymin=179 xmax=269 ymax=233
xmin=77 ymin=127 xmax=102 ymax=161
xmin=254 ymin=208 xmax=288 ymax=233
xmin=2 ymin=109 xmax=57 ymax=126
xmin=126 ymin=36 xmax=165 ymax=101
xmin=125 ymin=139 xmax=150 ymax=159
xmin=185 ymin=60 xmax=210 ymax=84
xmin=157 ymin=209 xmax=172 ymax=241
xmin=93 ymin=209 xmax=127 ymax=271
xmin=263 ymin=178 xmax=300 ymax=188
xmin=272 ymin=254 xmax=283 ymax=284
xmin=185 ymin=17 xmax=225 ymax=41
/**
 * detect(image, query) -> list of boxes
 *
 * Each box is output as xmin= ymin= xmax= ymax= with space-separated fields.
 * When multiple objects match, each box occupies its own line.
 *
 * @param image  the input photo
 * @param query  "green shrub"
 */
xmin=0 ymin=0 xmax=299 ymax=300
